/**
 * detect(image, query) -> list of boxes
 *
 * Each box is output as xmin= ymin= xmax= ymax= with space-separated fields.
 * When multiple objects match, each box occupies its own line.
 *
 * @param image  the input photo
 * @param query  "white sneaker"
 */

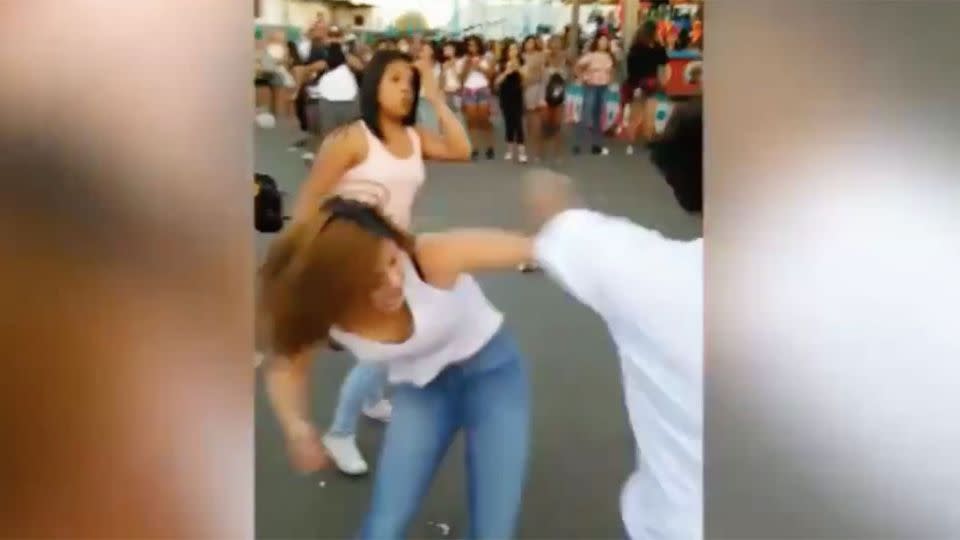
xmin=301 ymin=151 xmax=316 ymax=161
xmin=601 ymin=147 xmax=610 ymax=156
xmin=322 ymin=434 xmax=368 ymax=476
xmin=362 ymin=399 xmax=392 ymax=422
xmin=518 ymin=147 xmax=528 ymax=163
xmin=625 ymin=145 xmax=635 ymax=155
xmin=503 ymin=151 xmax=513 ymax=161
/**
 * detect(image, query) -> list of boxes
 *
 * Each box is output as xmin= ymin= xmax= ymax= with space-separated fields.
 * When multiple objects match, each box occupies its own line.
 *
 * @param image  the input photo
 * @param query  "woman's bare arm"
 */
xmin=414 ymin=60 xmax=472 ymax=161
xmin=415 ymin=230 xmax=534 ymax=289
xmin=291 ymin=124 xmax=365 ymax=222
xmin=265 ymin=352 xmax=315 ymax=436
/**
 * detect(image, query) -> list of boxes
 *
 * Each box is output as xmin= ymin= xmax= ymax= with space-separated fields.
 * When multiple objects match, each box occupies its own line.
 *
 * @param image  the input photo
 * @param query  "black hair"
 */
xmin=498 ymin=39 xmax=523 ymax=70
xmin=464 ymin=35 xmax=485 ymax=55
xmin=286 ymin=41 xmax=302 ymax=64
xmin=521 ymin=35 xmax=540 ymax=52
xmin=359 ymin=49 xmax=421 ymax=140
xmin=588 ymin=34 xmax=617 ymax=64
xmin=422 ymin=40 xmax=442 ymax=62
xmin=675 ymin=28 xmax=691 ymax=50
xmin=632 ymin=20 xmax=658 ymax=49
xmin=589 ymin=33 xmax=611 ymax=52
xmin=447 ymin=39 xmax=466 ymax=58
xmin=649 ymin=100 xmax=702 ymax=214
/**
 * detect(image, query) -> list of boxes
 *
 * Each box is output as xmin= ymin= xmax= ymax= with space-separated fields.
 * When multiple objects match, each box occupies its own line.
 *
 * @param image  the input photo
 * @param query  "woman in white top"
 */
xmin=260 ymin=197 xmax=535 ymax=539
xmin=458 ymin=35 xmax=496 ymax=160
xmin=283 ymin=49 xmax=472 ymax=477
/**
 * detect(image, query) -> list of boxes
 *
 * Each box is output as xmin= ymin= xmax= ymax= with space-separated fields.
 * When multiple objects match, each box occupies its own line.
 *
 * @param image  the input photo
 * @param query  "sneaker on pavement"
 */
xmin=362 ymin=399 xmax=393 ymax=422
xmin=322 ymin=434 xmax=369 ymax=476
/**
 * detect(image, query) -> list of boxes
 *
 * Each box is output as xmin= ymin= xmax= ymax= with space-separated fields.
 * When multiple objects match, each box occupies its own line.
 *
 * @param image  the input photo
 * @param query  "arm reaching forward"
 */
xmin=415 ymin=229 xmax=535 ymax=289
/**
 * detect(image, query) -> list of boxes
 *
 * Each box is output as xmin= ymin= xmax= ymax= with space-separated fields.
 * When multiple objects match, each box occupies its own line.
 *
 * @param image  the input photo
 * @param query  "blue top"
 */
xmin=667 ymin=49 xmax=702 ymax=60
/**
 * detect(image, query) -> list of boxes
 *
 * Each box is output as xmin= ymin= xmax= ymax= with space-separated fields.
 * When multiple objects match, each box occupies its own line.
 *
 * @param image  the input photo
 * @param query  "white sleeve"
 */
xmin=297 ymin=40 xmax=311 ymax=62
xmin=533 ymin=209 xmax=639 ymax=316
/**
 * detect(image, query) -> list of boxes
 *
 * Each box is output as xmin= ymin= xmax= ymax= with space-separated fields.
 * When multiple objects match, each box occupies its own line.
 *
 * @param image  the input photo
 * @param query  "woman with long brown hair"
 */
xmin=281 ymin=48 xmax=471 ymax=477
xmin=259 ymin=197 xmax=535 ymax=539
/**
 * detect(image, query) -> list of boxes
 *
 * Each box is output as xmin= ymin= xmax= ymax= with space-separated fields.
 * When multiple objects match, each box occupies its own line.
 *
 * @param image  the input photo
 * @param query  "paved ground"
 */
xmin=254 ymin=117 xmax=701 ymax=539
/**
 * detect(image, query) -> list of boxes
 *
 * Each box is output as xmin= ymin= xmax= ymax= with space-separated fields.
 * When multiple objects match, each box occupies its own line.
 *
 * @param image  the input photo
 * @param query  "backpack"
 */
xmin=544 ymin=72 xmax=566 ymax=107
xmin=254 ymin=173 xmax=285 ymax=233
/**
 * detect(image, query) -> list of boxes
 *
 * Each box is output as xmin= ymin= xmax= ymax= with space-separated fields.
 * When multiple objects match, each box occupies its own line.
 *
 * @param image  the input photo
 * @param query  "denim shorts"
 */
xmin=461 ymin=86 xmax=492 ymax=106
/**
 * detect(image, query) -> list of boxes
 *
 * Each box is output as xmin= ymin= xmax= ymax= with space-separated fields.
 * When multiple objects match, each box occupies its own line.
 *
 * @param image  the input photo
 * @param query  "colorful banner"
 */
xmin=663 ymin=50 xmax=702 ymax=97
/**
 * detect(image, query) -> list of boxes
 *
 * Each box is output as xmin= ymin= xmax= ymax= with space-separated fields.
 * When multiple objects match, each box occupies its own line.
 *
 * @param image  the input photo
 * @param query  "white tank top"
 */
xmin=458 ymin=56 xmax=491 ymax=90
xmin=338 ymin=122 xmax=426 ymax=230
xmin=328 ymin=255 xmax=504 ymax=387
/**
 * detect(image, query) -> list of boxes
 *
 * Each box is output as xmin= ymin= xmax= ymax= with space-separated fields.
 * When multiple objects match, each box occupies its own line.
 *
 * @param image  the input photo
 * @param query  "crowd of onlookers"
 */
xmin=255 ymin=12 xmax=702 ymax=165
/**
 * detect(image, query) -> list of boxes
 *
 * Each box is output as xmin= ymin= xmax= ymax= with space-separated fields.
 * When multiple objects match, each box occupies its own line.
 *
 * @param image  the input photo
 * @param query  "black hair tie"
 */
xmin=320 ymin=196 xmax=398 ymax=241
xmin=318 ymin=196 xmax=426 ymax=279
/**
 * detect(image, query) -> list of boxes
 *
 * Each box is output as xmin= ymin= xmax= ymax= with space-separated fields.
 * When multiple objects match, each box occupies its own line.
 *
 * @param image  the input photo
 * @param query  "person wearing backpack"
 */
xmin=540 ymin=35 xmax=572 ymax=164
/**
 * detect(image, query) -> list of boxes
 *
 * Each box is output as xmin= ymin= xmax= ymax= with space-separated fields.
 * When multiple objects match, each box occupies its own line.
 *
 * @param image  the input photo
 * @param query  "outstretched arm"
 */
xmin=415 ymin=230 xmax=534 ymax=289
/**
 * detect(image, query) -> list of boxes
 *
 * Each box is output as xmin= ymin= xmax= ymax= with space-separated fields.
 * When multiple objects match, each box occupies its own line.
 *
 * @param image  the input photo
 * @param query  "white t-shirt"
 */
xmin=534 ymin=209 xmax=703 ymax=540
xmin=458 ymin=56 xmax=491 ymax=90
xmin=312 ymin=64 xmax=357 ymax=101
xmin=328 ymin=255 xmax=504 ymax=387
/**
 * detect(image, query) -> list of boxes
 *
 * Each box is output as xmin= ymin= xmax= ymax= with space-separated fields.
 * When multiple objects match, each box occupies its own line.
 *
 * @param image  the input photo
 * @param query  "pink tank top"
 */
xmin=337 ymin=122 xmax=426 ymax=229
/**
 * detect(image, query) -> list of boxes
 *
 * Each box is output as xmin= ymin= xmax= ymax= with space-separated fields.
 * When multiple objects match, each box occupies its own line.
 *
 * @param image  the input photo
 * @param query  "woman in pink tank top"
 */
xmin=279 ymin=49 xmax=473 ymax=476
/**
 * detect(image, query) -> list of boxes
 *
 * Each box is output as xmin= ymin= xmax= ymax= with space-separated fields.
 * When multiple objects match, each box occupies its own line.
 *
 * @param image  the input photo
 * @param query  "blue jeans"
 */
xmin=360 ymin=327 xmax=530 ymax=539
xmin=328 ymin=363 xmax=389 ymax=437
xmin=576 ymin=84 xmax=607 ymax=149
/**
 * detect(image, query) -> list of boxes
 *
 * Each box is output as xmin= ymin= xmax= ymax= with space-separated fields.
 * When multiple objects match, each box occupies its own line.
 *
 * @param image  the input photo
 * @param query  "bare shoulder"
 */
xmin=318 ymin=120 xmax=368 ymax=161
xmin=413 ymin=233 xmax=459 ymax=289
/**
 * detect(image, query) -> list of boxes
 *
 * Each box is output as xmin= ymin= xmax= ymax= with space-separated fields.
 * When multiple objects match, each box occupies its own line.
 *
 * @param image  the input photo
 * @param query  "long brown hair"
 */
xmin=257 ymin=198 xmax=415 ymax=357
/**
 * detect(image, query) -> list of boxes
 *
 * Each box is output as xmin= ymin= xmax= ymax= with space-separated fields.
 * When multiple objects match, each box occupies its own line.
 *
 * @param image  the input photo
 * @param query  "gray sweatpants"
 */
xmin=306 ymin=98 xmax=359 ymax=142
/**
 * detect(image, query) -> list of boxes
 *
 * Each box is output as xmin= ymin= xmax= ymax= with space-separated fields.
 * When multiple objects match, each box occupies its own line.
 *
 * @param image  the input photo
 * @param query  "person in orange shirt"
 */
xmin=690 ymin=20 xmax=703 ymax=49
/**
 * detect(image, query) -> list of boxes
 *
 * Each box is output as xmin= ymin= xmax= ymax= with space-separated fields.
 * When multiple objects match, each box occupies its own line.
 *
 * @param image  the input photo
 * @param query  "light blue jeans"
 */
xmin=328 ymin=363 xmax=388 ymax=437
xmin=576 ymin=84 xmax=608 ymax=149
xmin=359 ymin=327 xmax=530 ymax=539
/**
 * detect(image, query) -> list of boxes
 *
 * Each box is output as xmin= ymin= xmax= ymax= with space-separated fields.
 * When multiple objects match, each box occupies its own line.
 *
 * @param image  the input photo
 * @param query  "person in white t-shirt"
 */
xmin=309 ymin=42 xmax=360 ymax=142
xmin=259 ymin=197 xmax=535 ymax=539
xmin=525 ymin=161 xmax=702 ymax=539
